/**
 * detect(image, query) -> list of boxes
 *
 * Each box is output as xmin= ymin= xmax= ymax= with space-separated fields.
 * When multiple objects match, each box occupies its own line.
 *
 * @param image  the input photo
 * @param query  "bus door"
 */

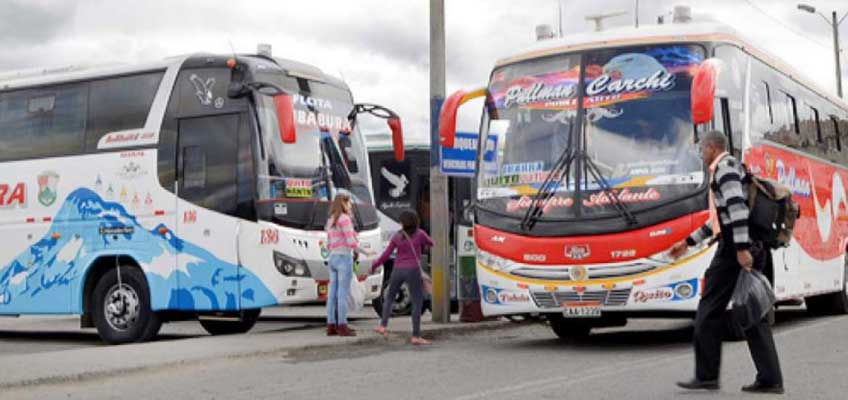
xmin=175 ymin=113 xmax=242 ymax=311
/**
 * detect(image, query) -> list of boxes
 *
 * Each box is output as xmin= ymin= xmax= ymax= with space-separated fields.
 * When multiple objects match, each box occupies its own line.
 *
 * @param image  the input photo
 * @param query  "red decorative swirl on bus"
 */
xmin=745 ymin=144 xmax=848 ymax=261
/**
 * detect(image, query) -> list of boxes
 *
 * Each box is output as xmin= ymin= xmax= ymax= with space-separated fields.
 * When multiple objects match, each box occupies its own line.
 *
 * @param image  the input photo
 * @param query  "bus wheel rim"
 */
xmin=104 ymin=283 xmax=141 ymax=332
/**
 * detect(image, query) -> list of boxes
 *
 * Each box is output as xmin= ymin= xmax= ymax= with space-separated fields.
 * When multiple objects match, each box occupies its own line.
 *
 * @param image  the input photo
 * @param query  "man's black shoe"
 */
xmin=676 ymin=378 xmax=720 ymax=391
xmin=741 ymin=382 xmax=784 ymax=394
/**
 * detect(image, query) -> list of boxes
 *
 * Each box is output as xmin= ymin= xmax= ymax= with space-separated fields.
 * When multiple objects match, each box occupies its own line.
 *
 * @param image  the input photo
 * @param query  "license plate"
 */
xmin=562 ymin=301 xmax=601 ymax=318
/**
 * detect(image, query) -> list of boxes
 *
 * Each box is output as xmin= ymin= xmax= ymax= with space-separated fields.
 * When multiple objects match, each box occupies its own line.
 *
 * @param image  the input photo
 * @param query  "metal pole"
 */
xmin=558 ymin=0 xmax=563 ymax=38
xmin=429 ymin=0 xmax=451 ymax=323
xmin=833 ymin=11 xmax=843 ymax=98
xmin=635 ymin=0 xmax=639 ymax=28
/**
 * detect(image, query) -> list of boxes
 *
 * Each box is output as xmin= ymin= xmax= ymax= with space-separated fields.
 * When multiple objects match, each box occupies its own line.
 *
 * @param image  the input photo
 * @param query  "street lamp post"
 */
xmin=798 ymin=4 xmax=848 ymax=98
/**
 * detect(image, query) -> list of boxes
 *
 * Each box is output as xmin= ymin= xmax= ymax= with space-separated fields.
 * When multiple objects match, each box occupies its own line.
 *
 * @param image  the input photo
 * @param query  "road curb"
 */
xmin=0 ymin=318 xmax=516 ymax=390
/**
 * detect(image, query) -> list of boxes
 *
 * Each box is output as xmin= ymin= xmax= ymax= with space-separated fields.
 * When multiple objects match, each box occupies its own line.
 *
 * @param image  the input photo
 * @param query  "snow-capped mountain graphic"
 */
xmin=0 ymin=188 xmax=276 ymax=313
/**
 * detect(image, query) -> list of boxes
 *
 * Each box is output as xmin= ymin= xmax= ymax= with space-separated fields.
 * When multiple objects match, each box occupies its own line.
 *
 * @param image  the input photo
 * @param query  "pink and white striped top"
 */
xmin=325 ymin=214 xmax=359 ymax=254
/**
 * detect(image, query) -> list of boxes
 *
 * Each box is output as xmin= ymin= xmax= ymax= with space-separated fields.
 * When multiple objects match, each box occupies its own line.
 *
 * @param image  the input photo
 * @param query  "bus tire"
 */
xmin=805 ymin=254 xmax=848 ymax=315
xmin=547 ymin=313 xmax=591 ymax=340
xmin=198 ymin=309 xmax=261 ymax=335
xmin=92 ymin=267 xmax=161 ymax=344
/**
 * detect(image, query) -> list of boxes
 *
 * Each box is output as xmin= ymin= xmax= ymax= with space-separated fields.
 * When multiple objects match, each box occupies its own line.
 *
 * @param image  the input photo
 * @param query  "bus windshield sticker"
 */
xmin=284 ymin=178 xmax=314 ymax=198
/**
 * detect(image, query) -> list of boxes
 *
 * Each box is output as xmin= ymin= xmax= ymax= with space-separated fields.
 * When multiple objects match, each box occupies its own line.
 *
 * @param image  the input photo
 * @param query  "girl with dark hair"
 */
xmin=370 ymin=209 xmax=434 ymax=345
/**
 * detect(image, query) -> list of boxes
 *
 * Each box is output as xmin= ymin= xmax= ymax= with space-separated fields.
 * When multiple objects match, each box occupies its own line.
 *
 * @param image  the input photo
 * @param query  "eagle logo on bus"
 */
xmin=564 ymin=244 xmax=590 ymax=261
xmin=189 ymin=74 xmax=216 ymax=106
xmin=37 ymin=171 xmax=59 ymax=207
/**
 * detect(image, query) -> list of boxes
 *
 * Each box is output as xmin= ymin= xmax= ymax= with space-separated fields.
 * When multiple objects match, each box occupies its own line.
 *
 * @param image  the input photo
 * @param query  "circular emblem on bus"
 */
xmin=675 ymin=282 xmax=694 ymax=299
xmin=569 ymin=265 xmax=588 ymax=281
xmin=484 ymin=287 xmax=498 ymax=304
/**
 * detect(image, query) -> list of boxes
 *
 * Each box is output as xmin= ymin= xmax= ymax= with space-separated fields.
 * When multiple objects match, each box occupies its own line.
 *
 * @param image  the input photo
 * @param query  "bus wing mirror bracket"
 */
xmin=691 ymin=58 xmax=722 ymax=125
xmin=388 ymin=117 xmax=405 ymax=161
xmin=439 ymin=88 xmax=488 ymax=149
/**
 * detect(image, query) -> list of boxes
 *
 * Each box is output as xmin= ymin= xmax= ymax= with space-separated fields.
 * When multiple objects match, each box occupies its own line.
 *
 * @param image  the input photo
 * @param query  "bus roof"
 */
xmin=0 ymin=53 xmax=348 ymax=93
xmin=496 ymin=21 xmax=848 ymax=111
xmin=0 ymin=59 xmax=175 ymax=91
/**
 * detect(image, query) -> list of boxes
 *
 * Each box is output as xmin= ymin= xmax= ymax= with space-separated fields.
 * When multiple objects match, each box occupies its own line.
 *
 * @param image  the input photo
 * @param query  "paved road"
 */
xmin=0 ymin=305 xmax=373 ymax=356
xmin=3 ymin=309 xmax=846 ymax=400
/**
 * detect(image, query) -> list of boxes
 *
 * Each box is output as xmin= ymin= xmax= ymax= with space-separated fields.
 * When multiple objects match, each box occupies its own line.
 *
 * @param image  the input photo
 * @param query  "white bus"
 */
xmin=0 ymin=51 xmax=404 ymax=343
xmin=440 ymin=21 xmax=848 ymax=338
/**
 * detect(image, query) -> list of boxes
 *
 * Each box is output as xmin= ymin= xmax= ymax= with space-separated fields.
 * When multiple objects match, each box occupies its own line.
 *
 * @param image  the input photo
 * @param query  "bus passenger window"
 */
xmin=787 ymin=94 xmax=800 ymax=135
xmin=812 ymin=107 xmax=822 ymax=143
xmin=763 ymin=82 xmax=773 ymax=124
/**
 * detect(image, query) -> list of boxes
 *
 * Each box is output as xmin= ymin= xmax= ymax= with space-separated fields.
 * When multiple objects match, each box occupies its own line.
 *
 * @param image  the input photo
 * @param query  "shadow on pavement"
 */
xmin=508 ymin=308 xmax=820 ymax=352
xmin=0 ymin=329 xmax=194 ymax=345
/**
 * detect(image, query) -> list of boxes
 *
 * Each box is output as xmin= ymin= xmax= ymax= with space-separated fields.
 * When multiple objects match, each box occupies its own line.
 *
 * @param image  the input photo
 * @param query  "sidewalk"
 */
xmin=0 ymin=309 xmax=511 ymax=389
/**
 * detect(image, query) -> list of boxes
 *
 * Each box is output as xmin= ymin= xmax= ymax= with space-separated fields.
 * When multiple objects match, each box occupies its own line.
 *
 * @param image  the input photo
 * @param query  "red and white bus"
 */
xmin=440 ymin=21 xmax=848 ymax=338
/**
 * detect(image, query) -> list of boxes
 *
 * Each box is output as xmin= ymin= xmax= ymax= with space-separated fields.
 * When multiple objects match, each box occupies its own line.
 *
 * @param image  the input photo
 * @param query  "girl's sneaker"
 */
xmin=410 ymin=337 xmax=431 ymax=345
xmin=374 ymin=326 xmax=388 ymax=336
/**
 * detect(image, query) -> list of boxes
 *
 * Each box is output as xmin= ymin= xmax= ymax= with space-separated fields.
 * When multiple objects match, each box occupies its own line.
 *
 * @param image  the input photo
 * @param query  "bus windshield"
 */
xmin=254 ymin=75 xmax=376 ymax=230
xmin=479 ymin=44 xmax=705 ymax=223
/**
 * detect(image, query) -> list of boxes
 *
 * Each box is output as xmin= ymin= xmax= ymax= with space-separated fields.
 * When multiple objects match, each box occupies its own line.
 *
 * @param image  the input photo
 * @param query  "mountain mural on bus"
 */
xmin=746 ymin=143 xmax=848 ymax=262
xmin=0 ymin=188 xmax=276 ymax=312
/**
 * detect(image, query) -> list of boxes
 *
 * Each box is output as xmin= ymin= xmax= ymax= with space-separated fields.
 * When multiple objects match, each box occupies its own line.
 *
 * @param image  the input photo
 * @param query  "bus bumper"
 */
xmin=476 ymin=245 xmax=715 ymax=317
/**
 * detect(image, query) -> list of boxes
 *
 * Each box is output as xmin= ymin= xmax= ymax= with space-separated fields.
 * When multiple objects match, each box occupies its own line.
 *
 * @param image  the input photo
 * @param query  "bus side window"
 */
xmin=711 ymin=97 xmax=724 ymax=134
xmin=86 ymin=72 xmax=164 ymax=151
xmin=787 ymin=94 xmax=800 ymax=136
xmin=825 ymin=115 xmax=841 ymax=158
xmin=182 ymin=146 xmax=206 ymax=189
xmin=713 ymin=97 xmax=741 ymax=156
xmin=177 ymin=114 xmax=240 ymax=216
xmin=0 ymin=84 xmax=87 ymax=161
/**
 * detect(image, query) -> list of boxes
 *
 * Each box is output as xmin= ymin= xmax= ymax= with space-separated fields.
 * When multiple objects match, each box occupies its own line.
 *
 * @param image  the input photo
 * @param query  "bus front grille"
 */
xmin=510 ymin=263 xmax=658 ymax=282
xmin=531 ymin=288 xmax=632 ymax=308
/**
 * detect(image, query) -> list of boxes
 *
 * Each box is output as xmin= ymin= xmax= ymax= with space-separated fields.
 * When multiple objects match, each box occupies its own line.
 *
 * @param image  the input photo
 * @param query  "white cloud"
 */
xmin=1 ymin=0 xmax=846 ymax=142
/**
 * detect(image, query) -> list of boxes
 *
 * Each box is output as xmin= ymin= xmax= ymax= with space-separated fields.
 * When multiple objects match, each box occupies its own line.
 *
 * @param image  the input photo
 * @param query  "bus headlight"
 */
xmin=273 ymin=251 xmax=311 ymax=277
xmin=477 ymin=249 xmax=512 ymax=271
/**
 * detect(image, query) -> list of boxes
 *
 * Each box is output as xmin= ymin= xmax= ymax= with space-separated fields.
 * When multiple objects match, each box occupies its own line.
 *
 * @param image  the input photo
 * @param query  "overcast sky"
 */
xmin=1 ymin=0 xmax=846 ymax=141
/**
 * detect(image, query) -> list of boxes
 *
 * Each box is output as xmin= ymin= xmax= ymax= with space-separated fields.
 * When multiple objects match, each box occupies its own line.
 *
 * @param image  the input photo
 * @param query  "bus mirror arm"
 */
xmin=348 ymin=104 xmax=405 ymax=161
xmin=439 ymin=88 xmax=488 ymax=149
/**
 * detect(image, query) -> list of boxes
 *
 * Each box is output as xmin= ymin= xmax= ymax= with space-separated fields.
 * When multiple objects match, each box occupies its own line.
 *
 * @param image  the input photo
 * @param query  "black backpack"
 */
xmin=742 ymin=165 xmax=800 ymax=249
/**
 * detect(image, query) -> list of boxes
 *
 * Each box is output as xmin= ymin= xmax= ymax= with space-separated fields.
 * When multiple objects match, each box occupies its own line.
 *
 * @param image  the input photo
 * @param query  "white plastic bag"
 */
xmin=347 ymin=277 xmax=366 ymax=312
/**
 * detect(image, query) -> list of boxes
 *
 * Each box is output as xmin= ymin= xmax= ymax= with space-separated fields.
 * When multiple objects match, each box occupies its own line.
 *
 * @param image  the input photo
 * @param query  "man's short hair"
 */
xmin=701 ymin=130 xmax=727 ymax=150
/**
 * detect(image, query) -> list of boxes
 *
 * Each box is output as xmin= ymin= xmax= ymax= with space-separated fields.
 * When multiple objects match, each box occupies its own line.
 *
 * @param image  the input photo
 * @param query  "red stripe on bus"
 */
xmin=475 ymin=211 xmax=709 ymax=265
xmin=43 ymin=217 xmax=52 ymax=222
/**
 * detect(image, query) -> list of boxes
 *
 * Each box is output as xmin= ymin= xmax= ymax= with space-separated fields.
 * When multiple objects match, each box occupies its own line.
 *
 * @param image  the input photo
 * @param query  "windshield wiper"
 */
xmin=582 ymin=154 xmax=638 ymax=226
xmin=519 ymin=117 xmax=638 ymax=230
xmin=520 ymin=120 xmax=576 ymax=231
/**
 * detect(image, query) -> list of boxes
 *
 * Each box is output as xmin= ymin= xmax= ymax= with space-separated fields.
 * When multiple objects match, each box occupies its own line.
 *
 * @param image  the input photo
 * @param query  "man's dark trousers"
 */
xmin=693 ymin=240 xmax=783 ymax=385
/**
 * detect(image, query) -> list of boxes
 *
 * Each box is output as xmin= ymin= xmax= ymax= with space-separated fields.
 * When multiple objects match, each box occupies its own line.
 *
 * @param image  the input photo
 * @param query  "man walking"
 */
xmin=669 ymin=131 xmax=784 ymax=394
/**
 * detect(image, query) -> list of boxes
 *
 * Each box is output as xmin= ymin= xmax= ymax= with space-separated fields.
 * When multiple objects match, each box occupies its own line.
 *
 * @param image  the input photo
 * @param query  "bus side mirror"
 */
xmin=388 ymin=117 xmax=405 ymax=161
xmin=274 ymin=94 xmax=297 ymax=144
xmin=439 ymin=88 xmax=488 ymax=149
xmin=691 ymin=59 xmax=721 ymax=125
